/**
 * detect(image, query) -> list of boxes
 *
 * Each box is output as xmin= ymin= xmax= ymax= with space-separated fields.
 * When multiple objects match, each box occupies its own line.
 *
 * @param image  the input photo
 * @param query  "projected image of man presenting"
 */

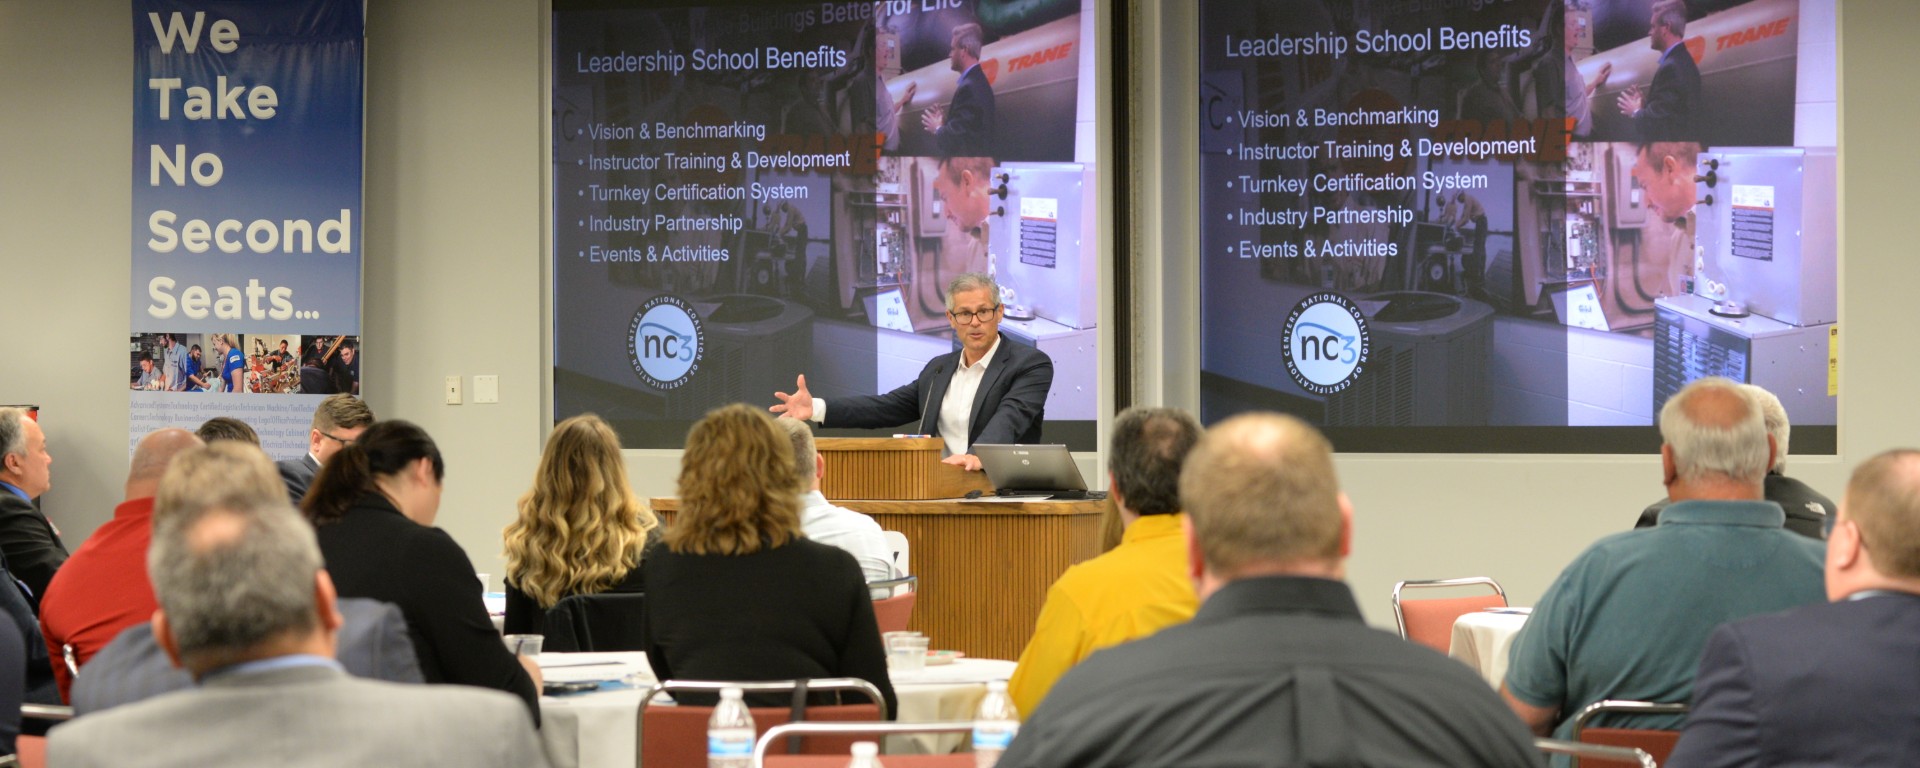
xmin=921 ymin=22 xmax=995 ymax=158
xmin=772 ymin=273 xmax=1052 ymax=472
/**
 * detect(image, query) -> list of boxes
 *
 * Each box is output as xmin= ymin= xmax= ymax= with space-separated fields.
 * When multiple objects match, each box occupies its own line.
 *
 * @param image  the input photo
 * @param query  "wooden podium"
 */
xmin=649 ymin=438 xmax=1105 ymax=660
xmin=814 ymin=437 xmax=992 ymax=500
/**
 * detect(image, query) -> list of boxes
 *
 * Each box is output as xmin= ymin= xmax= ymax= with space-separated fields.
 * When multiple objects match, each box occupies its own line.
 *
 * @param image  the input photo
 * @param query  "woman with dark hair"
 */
xmin=642 ymin=404 xmax=895 ymax=715
xmin=502 ymin=413 xmax=660 ymax=635
xmin=302 ymin=420 xmax=541 ymax=716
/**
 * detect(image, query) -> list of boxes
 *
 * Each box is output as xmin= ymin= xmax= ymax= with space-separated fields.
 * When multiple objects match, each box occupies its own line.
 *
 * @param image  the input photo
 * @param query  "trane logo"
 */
xmin=1713 ymin=17 xmax=1790 ymax=52
xmin=1004 ymin=42 xmax=1074 ymax=73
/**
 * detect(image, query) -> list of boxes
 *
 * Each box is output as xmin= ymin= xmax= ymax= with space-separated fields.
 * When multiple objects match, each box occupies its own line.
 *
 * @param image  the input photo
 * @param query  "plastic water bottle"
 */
xmin=973 ymin=679 xmax=1019 ymax=768
xmin=846 ymin=741 xmax=881 ymax=768
xmin=708 ymin=686 xmax=755 ymax=768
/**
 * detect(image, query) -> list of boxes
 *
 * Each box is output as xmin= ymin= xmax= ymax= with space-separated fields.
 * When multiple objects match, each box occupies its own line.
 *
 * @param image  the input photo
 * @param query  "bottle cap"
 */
xmin=851 ymin=742 xmax=878 ymax=756
xmin=720 ymin=686 xmax=744 ymax=700
xmin=987 ymin=679 xmax=1008 ymax=692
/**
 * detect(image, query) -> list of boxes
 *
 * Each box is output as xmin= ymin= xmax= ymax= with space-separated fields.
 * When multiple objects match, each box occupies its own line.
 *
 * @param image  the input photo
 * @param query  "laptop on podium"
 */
xmin=972 ymin=444 xmax=1102 ymax=500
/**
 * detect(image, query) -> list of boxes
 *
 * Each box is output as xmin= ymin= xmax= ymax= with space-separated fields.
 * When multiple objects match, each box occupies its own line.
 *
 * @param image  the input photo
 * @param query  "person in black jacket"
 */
xmin=643 ymin=404 xmax=895 ymax=716
xmin=302 ymin=420 xmax=541 ymax=718
xmin=502 ymin=414 xmax=660 ymax=637
xmin=1617 ymin=0 xmax=1701 ymax=142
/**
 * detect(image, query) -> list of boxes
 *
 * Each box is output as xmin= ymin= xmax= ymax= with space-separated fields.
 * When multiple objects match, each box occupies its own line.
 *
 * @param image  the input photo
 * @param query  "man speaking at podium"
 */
xmin=772 ymin=273 xmax=1052 ymax=472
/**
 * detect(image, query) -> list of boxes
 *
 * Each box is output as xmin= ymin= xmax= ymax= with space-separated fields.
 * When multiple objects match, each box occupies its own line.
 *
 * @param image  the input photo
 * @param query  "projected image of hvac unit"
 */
xmin=988 ymin=162 xmax=1096 ymax=331
xmin=660 ymin=294 xmax=813 ymax=419
xmin=1326 ymin=292 xmax=1494 ymax=427
xmin=1652 ymin=146 xmax=1836 ymax=425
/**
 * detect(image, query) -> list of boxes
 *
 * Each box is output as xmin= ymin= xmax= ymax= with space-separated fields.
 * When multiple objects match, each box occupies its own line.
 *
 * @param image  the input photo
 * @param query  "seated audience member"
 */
xmin=642 ymin=404 xmax=895 ymax=716
xmin=39 ymin=428 xmax=201 ymax=701
xmin=193 ymin=417 xmax=258 ymax=446
xmin=303 ymin=420 xmax=541 ymax=717
xmin=1000 ymin=413 xmax=1539 ymax=767
xmin=66 ymin=441 xmax=418 ymax=715
xmin=70 ymin=597 xmax=421 ymax=716
xmin=0 ymin=406 xmax=68 ymax=610
xmin=44 ymin=495 xmax=547 ymax=767
xmin=773 ymin=418 xmax=896 ymax=584
xmin=1504 ymin=377 xmax=1825 ymax=740
xmin=1006 ymin=406 xmax=1201 ymax=717
xmin=1637 ymin=384 xmax=1833 ymax=538
xmin=502 ymin=414 xmax=660 ymax=636
xmin=277 ymin=394 xmax=374 ymax=505
xmin=1666 ymin=448 xmax=1920 ymax=766
xmin=0 ymin=600 xmax=19 ymax=755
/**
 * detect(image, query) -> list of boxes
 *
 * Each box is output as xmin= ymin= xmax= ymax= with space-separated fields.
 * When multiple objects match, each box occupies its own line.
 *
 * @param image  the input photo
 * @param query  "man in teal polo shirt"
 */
xmin=1501 ymin=377 xmax=1825 ymax=742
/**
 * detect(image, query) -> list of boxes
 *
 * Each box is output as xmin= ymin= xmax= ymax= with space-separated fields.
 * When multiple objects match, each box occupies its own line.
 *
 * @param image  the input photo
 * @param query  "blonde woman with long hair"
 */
xmin=641 ymin=404 xmax=895 ymax=715
xmin=502 ymin=414 xmax=659 ymax=636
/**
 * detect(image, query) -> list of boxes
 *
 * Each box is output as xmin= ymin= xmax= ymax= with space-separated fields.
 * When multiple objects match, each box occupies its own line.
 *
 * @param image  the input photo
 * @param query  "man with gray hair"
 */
xmin=773 ymin=418 xmax=896 ymax=584
xmin=1636 ymin=383 xmax=1834 ymax=538
xmin=46 ymin=495 xmax=545 ymax=767
xmin=772 ymin=272 xmax=1052 ymax=472
xmin=0 ymin=406 xmax=67 ymax=609
xmin=1503 ymin=377 xmax=1825 ymax=743
xmin=1000 ymin=413 xmax=1538 ymax=766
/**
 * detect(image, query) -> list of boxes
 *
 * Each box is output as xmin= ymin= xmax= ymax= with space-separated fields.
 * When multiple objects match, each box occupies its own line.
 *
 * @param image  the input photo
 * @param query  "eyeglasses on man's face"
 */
xmin=319 ymin=431 xmax=356 ymax=446
xmin=948 ymin=305 xmax=1001 ymax=325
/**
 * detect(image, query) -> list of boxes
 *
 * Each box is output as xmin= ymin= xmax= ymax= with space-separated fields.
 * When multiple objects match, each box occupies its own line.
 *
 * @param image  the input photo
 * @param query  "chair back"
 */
xmin=1391 ymin=577 xmax=1507 ymax=653
xmin=641 ymin=679 xmax=888 ymax=767
xmin=1573 ymin=700 xmax=1687 ymax=766
xmin=1533 ymin=737 xmax=1656 ymax=767
xmin=752 ymin=721 xmax=976 ymax=767
xmin=543 ymin=592 xmax=646 ymax=653
xmin=882 ymin=531 xmax=910 ymax=576
xmin=872 ymin=592 xmax=916 ymax=635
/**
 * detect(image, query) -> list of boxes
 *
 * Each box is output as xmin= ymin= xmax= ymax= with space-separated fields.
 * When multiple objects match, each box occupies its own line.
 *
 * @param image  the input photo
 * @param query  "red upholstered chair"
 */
xmin=868 ymin=576 xmax=918 ymax=636
xmin=640 ymin=679 xmax=887 ymax=768
xmin=1533 ymin=737 xmax=1656 ymax=767
xmin=752 ymin=721 xmax=977 ymax=767
xmin=1573 ymin=700 xmax=1687 ymax=767
xmin=1391 ymin=577 xmax=1507 ymax=653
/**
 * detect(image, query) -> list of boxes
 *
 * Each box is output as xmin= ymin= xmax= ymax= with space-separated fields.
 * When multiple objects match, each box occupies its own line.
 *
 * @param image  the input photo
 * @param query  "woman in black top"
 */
xmin=502 ymin=414 xmax=660 ymax=636
xmin=643 ymin=404 xmax=895 ymax=716
xmin=302 ymin=420 xmax=541 ymax=717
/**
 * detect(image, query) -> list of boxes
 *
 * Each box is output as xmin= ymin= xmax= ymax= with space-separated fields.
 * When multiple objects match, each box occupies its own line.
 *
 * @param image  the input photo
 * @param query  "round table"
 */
xmin=536 ymin=652 xmax=1015 ymax=768
xmin=1448 ymin=608 xmax=1530 ymax=688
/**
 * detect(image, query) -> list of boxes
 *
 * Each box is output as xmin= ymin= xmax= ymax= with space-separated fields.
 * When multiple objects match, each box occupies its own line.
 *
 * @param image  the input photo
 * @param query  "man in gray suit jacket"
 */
xmin=48 ymin=491 xmax=545 ymax=767
xmin=275 ymin=394 xmax=374 ymax=505
xmin=70 ymin=597 xmax=423 ymax=715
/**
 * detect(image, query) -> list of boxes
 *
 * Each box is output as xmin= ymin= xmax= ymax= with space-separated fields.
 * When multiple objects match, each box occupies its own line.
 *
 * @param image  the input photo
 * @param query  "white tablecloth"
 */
xmin=1448 ymin=609 xmax=1530 ymax=688
xmin=536 ymin=652 xmax=1015 ymax=768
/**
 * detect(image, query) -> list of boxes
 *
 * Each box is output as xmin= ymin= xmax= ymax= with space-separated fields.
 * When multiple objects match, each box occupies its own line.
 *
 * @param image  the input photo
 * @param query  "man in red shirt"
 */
xmin=38 ymin=428 xmax=201 ymax=701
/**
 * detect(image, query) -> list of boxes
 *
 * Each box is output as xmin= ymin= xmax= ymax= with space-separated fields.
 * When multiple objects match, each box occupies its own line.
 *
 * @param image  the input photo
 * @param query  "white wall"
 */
xmin=4 ymin=0 xmax=1918 ymax=627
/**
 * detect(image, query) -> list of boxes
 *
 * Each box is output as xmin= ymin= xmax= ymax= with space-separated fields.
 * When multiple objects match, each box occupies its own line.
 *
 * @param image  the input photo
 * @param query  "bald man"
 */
xmin=39 ymin=428 xmax=202 ymax=701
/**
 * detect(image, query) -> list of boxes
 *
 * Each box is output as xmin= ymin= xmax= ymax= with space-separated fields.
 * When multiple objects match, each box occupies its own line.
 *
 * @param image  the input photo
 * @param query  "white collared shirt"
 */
xmin=810 ymin=335 xmax=999 ymax=457
xmin=937 ymin=335 xmax=998 ymax=457
xmin=799 ymin=490 xmax=897 ymax=585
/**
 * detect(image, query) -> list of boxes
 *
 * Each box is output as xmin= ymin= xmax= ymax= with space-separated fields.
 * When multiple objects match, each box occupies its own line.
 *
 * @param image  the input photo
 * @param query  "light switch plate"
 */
xmin=445 ymin=375 xmax=462 ymax=405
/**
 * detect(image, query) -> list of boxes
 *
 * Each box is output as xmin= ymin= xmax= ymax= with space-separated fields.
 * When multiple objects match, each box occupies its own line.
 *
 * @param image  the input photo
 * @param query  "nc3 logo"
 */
xmin=1282 ymin=292 xmax=1369 ymax=395
xmin=627 ymin=295 xmax=704 ymax=390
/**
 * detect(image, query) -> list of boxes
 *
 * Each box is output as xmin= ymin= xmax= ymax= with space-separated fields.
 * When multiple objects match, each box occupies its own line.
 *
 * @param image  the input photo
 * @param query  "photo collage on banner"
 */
xmin=552 ymin=0 xmax=1100 ymax=449
xmin=1197 ymin=0 xmax=1836 ymax=452
xmin=130 ymin=0 xmax=365 ymax=458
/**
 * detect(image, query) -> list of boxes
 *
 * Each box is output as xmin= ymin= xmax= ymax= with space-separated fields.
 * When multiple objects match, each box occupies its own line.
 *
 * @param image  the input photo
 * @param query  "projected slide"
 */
xmin=553 ymin=0 xmax=1100 ymax=449
xmin=1197 ymin=0 xmax=1837 ymax=453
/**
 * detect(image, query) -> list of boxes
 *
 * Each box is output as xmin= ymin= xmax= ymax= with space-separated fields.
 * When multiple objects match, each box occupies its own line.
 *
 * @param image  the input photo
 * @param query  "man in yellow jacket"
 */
xmin=1008 ymin=407 xmax=1202 ymax=716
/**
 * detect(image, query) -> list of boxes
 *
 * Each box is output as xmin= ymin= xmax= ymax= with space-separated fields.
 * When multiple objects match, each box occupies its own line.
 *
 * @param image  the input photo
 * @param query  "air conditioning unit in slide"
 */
xmin=1326 ymin=291 xmax=1494 ymax=427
